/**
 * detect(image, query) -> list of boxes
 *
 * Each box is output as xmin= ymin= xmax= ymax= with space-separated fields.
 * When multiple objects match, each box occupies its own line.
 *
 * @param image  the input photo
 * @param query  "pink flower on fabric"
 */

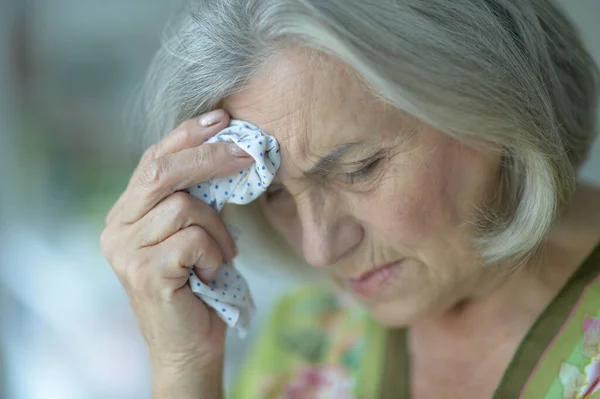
xmin=583 ymin=317 xmax=600 ymax=358
xmin=559 ymin=359 xmax=600 ymax=399
xmin=281 ymin=365 xmax=355 ymax=399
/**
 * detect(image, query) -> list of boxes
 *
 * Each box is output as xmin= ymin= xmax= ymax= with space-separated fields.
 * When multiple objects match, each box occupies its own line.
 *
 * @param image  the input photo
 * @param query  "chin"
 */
xmin=365 ymin=299 xmax=427 ymax=328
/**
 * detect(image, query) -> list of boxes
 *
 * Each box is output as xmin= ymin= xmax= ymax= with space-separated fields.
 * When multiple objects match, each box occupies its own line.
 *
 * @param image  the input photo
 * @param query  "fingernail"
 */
xmin=228 ymin=143 xmax=251 ymax=158
xmin=198 ymin=109 xmax=225 ymax=127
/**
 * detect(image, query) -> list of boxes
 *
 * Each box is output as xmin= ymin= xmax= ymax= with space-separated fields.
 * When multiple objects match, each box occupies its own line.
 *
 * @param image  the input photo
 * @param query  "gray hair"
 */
xmin=140 ymin=0 xmax=599 ymax=264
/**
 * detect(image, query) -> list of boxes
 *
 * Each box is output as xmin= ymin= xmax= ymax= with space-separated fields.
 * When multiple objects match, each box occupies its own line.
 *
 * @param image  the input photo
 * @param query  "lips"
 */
xmin=347 ymin=260 xmax=403 ymax=297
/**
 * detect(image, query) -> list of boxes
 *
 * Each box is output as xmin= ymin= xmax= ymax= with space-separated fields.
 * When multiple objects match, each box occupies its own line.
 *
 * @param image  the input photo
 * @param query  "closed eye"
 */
xmin=344 ymin=157 xmax=383 ymax=184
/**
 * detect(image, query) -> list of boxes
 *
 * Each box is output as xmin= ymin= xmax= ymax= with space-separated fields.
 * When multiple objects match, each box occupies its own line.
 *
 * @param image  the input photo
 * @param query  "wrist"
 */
xmin=151 ymin=356 xmax=224 ymax=399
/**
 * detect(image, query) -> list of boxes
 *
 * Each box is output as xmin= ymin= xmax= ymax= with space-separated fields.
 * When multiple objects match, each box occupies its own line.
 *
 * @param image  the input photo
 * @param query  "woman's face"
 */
xmin=223 ymin=50 xmax=502 ymax=326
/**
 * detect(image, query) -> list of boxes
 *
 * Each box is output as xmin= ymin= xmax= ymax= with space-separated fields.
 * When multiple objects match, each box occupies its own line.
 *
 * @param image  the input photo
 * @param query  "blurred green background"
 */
xmin=0 ymin=1 xmax=598 ymax=398
xmin=0 ymin=2 xmax=186 ymax=398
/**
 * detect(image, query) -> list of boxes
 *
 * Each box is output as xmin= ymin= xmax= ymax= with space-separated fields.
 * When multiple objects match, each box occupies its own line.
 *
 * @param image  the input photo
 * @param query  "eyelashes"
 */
xmin=343 ymin=157 xmax=383 ymax=184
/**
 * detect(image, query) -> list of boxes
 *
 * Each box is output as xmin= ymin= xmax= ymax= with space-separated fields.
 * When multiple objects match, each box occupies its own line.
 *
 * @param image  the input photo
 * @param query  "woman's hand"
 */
xmin=100 ymin=110 xmax=253 ymax=397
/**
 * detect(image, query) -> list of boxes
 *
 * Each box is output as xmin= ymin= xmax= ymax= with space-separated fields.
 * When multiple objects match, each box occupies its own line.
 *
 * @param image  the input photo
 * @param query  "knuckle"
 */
xmin=194 ymin=146 xmax=214 ymax=169
xmin=187 ymin=225 xmax=210 ymax=245
xmin=142 ymin=144 xmax=159 ymax=162
xmin=176 ymin=130 xmax=194 ymax=147
xmin=174 ymin=123 xmax=195 ymax=143
xmin=124 ymin=256 xmax=151 ymax=294
xmin=187 ymin=227 xmax=221 ymax=267
xmin=167 ymin=192 xmax=193 ymax=216
xmin=140 ymin=158 xmax=166 ymax=189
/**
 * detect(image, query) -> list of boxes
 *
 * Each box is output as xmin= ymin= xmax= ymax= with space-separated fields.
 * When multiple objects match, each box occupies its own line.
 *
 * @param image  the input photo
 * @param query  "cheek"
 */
xmin=354 ymin=162 xmax=446 ymax=250
xmin=260 ymin=196 xmax=304 ymax=254
xmin=355 ymin=136 xmax=494 ymax=253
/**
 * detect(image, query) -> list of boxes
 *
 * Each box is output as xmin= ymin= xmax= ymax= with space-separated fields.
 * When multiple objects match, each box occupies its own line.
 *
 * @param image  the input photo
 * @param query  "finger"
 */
xmin=151 ymin=225 xmax=223 ymax=282
xmin=106 ymin=110 xmax=230 ymax=226
xmin=129 ymin=191 xmax=237 ymax=261
xmin=193 ymin=262 xmax=221 ymax=285
xmin=105 ymin=190 xmax=128 ymax=227
xmin=120 ymin=142 xmax=253 ymax=224
xmin=141 ymin=110 xmax=230 ymax=163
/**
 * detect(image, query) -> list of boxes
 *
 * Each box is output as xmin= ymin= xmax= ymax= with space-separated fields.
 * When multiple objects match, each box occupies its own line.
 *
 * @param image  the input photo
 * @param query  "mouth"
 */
xmin=347 ymin=260 xmax=403 ymax=298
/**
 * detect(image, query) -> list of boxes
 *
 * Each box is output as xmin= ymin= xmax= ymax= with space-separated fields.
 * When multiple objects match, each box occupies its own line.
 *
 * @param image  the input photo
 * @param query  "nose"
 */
xmin=296 ymin=192 xmax=363 ymax=268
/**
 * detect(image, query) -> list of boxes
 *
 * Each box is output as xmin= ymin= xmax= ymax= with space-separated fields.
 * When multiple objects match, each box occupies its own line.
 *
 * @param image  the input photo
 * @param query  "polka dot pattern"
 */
xmin=183 ymin=120 xmax=280 ymax=339
xmin=187 ymin=120 xmax=280 ymax=212
xmin=187 ymin=262 xmax=255 ymax=338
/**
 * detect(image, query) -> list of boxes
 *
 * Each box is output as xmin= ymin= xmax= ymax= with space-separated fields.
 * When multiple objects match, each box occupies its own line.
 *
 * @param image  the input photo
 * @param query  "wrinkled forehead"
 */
xmin=221 ymin=49 xmax=394 ymax=174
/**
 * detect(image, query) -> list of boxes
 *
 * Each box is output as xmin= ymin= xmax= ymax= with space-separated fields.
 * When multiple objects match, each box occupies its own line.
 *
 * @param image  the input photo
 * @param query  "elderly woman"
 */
xmin=100 ymin=0 xmax=600 ymax=398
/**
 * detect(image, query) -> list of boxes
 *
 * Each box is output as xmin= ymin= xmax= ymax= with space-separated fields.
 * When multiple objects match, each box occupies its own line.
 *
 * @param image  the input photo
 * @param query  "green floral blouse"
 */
xmin=231 ymin=244 xmax=600 ymax=398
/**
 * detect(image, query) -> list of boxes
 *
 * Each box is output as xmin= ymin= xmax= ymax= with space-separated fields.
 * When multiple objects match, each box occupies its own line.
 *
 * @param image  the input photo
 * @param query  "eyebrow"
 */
xmin=304 ymin=142 xmax=364 ymax=179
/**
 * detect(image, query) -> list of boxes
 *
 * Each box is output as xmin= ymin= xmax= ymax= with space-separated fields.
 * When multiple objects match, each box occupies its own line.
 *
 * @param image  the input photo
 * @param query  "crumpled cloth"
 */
xmin=184 ymin=120 xmax=280 ymax=338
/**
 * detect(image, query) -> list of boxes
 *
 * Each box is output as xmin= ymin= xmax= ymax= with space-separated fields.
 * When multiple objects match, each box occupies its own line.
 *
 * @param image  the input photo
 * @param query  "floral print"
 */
xmin=558 ymin=317 xmax=600 ymax=399
xmin=253 ymin=289 xmax=373 ymax=398
xmin=278 ymin=366 xmax=355 ymax=399
xmin=583 ymin=317 xmax=600 ymax=358
xmin=559 ymin=360 xmax=600 ymax=399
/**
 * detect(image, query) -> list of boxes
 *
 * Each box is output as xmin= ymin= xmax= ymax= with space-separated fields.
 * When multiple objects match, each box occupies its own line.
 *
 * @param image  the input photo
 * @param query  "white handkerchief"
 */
xmin=184 ymin=120 xmax=280 ymax=338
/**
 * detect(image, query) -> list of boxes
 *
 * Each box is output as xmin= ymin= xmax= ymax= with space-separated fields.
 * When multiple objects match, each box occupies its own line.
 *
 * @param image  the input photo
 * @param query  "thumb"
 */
xmin=193 ymin=263 xmax=222 ymax=285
